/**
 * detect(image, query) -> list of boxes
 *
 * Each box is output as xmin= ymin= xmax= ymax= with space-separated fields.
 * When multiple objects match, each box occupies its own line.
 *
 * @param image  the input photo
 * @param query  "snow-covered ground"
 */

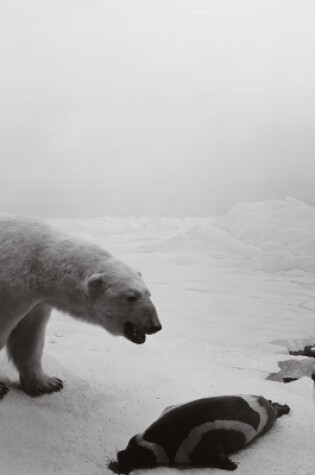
xmin=1 ymin=197 xmax=314 ymax=475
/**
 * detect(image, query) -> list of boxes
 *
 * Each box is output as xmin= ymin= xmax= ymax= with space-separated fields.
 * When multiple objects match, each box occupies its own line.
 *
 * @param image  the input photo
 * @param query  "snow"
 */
xmin=1 ymin=197 xmax=315 ymax=475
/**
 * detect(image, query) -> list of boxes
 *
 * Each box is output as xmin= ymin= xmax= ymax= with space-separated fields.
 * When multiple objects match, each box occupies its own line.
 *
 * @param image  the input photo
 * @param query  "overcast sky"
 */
xmin=1 ymin=0 xmax=315 ymax=217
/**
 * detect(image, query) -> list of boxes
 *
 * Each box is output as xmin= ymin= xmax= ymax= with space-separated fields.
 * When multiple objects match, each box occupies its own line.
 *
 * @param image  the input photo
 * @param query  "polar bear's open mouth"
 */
xmin=124 ymin=322 xmax=146 ymax=344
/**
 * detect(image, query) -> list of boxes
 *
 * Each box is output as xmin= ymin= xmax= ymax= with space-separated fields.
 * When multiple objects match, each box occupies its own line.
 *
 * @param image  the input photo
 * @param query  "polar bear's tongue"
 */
xmin=124 ymin=322 xmax=146 ymax=344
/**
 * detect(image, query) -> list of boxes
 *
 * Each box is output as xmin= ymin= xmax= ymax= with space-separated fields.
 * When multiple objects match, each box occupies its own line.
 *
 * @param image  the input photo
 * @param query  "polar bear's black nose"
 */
xmin=147 ymin=322 xmax=162 ymax=334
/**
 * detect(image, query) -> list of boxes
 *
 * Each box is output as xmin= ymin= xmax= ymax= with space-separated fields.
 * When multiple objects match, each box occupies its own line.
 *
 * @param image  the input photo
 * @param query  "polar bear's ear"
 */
xmin=86 ymin=273 xmax=107 ymax=300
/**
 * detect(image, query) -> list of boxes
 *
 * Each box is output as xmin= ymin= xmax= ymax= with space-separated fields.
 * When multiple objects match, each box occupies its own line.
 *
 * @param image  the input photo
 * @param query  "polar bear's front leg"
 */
xmin=6 ymin=303 xmax=63 ymax=396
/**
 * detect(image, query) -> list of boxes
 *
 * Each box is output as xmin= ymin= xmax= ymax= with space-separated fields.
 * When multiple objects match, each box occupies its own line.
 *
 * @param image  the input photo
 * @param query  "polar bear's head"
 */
xmin=85 ymin=259 xmax=161 ymax=344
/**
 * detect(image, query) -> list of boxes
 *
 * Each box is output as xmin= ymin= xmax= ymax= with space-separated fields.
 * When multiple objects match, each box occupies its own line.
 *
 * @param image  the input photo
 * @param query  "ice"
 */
xmin=214 ymin=196 xmax=315 ymax=271
xmin=143 ymin=223 xmax=259 ymax=260
xmin=1 ymin=197 xmax=315 ymax=475
xmin=132 ymin=196 xmax=315 ymax=273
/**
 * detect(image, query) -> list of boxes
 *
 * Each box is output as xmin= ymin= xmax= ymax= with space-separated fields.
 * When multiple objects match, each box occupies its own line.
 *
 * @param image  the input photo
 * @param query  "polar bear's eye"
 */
xmin=127 ymin=294 xmax=138 ymax=302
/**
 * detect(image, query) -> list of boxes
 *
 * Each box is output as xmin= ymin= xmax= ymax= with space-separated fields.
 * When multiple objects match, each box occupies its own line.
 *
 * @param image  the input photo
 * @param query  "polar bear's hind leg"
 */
xmin=6 ymin=303 xmax=63 ymax=396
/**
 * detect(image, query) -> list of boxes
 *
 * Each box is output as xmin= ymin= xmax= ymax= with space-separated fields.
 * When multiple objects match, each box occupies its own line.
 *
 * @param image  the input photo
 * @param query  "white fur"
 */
xmin=174 ymin=420 xmax=257 ymax=464
xmin=0 ymin=216 xmax=159 ymax=395
xmin=136 ymin=433 xmax=170 ymax=464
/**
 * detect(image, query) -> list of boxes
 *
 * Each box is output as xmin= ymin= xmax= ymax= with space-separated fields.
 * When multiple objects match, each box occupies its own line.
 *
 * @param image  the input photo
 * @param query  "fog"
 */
xmin=1 ymin=0 xmax=315 ymax=217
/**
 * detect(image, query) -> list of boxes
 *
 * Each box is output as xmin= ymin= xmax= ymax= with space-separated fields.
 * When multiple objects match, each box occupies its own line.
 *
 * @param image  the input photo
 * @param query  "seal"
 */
xmin=109 ymin=395 xmax=290 ymax=473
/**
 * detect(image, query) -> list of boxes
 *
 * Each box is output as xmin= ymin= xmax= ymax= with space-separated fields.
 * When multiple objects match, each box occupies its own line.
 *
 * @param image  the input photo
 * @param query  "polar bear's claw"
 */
xmin=0 ymin=382 xmax=9 ymax=399
xmin=22 ymin=377 xmax=64 ymax=396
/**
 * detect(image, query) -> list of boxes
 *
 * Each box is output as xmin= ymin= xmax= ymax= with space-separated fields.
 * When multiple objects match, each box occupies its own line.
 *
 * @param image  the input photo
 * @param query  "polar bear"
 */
xmin=0 ymin=217 xmax=161 ymax=398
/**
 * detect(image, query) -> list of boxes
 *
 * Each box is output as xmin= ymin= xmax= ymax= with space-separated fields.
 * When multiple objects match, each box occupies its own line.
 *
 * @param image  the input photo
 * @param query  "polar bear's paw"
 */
xmin=0 ymin=382 xmax=9 ymax=399
xmin=21 ymin=376 xmax=64 ymax=397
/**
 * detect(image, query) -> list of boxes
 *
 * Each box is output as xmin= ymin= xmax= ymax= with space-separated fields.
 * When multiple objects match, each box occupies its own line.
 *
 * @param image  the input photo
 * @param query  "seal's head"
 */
xmin=109 ymin=436 xmax=156 ymax=474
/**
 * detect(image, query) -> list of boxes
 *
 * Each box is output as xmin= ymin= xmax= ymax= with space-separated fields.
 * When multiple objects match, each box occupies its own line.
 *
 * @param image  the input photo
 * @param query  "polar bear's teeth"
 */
xmin=136 ymin=331 xmax=144 ymax=342
xmin=124 ymin=322 xmax=146 ymax=344
xmin=132 ymin=327 xmax=146 ymax=344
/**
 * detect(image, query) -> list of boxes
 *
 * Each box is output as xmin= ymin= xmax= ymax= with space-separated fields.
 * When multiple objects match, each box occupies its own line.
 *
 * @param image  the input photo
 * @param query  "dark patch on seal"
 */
xmin=190 ymin=429 xmax=245 ymax=466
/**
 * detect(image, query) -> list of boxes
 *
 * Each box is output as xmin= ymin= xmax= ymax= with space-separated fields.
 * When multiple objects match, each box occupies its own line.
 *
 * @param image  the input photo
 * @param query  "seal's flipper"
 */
xmin=108 ymin=460 xmax=130 ymax=475
xmin=198 ymin=445 xmax=238 ymax=471
xmin=270 ymin=402 xmax=290 ymax=418
xmin=214 ymin=452 xmax=238 ymax=471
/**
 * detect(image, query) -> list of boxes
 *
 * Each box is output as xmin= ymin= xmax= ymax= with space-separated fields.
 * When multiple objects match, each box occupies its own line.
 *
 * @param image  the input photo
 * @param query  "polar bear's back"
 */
xmin=0 ymin=216 xmax=56 ymax=257
xmin=0 ymin=216 xmax=55 ymax=236
xmin=0 ymin=217 xmax=58 ymax=289
xmin=0 ymin=216 xmax=113 ymax=294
